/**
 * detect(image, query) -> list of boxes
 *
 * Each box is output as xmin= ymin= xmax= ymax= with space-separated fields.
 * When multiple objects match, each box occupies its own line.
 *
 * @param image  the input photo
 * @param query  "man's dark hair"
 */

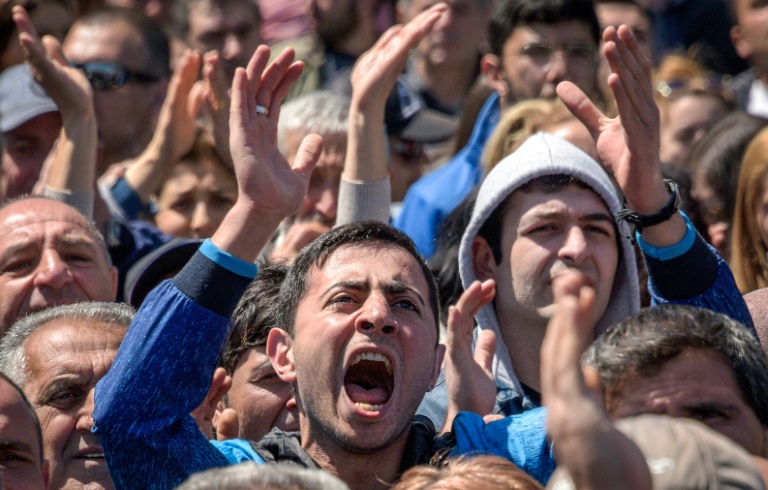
xmin=0 ymin=370 xmax=43 ymax=461
xmin=584 ymin=304 xmax=768 ymax=426
xmin=430 ymin=189 xmax=478 ymax=325
xmin=488 ymin=0 xmax=601 ymax=57
xmin=477 ymin=174 xmax=596 ymax=264
xmin=220 ymin=261 xmax=289 ymax=374
xmin=172 ymin=0 xmax=262 ymax=38
xmin=276 ymin=221 xmax=439 ymax=339
xmin=74 ymin=7 xmax=170 ymax=77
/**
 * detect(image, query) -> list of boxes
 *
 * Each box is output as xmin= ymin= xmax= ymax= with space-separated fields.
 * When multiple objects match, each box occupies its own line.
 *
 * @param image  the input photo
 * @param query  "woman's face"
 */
xmin=154 ymin=157 xmax=237 ymax=238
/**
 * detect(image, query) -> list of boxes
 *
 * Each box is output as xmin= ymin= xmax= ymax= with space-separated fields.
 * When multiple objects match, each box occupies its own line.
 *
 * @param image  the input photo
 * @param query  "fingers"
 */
xmin=556 ymin=81 xmax=604 ymax=140
xmin=42 ymin=36 xmax=67 ymax=67
xmin=292 ymin=133 xmax=324 ymax=180
xmin=215 ymin=408 xmax=240 ymax=441
xmin=255 ymin=46 xmax=295 ymax=112
xmin=230 ymin=67 xmax=249 ymax=135
xmin=602 ymin=25 xmax=657 ymax=129
xmin=474 ymin=329 xmax=496 ymax=375
xmin=269 ymin=61 xmax=304 ymax=117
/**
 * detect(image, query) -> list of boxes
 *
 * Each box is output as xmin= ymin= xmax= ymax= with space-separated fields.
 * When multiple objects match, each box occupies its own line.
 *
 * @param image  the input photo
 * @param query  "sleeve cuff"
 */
xmin=636 ymin=211 xmax=696 ymax=261
xmin=199 ymin=239 xmax=258 ymax=279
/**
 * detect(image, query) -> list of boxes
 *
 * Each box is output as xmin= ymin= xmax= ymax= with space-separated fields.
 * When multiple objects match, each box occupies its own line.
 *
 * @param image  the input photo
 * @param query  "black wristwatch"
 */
xmin=615 ymin=179 xmax=679 ymax=237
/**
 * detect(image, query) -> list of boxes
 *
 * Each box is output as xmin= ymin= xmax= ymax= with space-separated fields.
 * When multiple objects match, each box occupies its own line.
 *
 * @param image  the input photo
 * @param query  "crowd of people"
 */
xmin=2 ymin=0 xmax=768 ymax=489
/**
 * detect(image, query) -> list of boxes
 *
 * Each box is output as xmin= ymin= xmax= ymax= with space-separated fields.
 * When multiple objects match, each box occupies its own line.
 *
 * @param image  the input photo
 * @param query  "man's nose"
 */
xmin=312 ymin=184 xmax=338 ymax=224
xmin=33 ymin=250 xmax=73 ymax=290
xmin=355 ymin=294 xmax=398 ymax=336
xmin=190 ymin=202 xmax=215 ymax=238
xmin=75 ymin=389 xmax=96 ymax=432
xmin=558 ymin=226 xmax=589 ymax=266
xmin=222 ymin=33 xmax=244 ymax=60
xmin=546 ymin=51 xmax=569 ymax=84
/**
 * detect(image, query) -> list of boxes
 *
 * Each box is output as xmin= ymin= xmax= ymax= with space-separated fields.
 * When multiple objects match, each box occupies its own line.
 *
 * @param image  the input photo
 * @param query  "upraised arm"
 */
xmin=557 ymin=25 xmax=686 ymax=248
xmin=213 ymin=45 xmax=322 ymax=261
xmin=336 ymin=4 xmax=447 ymax=226
xmin=541 ymin=271 xmax=652 ymax=490
xmin=13 ymin=5 xmax=96 ymax=201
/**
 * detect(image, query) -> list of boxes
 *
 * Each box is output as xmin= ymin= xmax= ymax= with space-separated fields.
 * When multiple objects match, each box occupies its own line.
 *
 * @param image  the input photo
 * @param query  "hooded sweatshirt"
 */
xmin=458 ymin=133 xmax=640 ymax=398
xmin=417 ymin=132 xmax=753 ymax=428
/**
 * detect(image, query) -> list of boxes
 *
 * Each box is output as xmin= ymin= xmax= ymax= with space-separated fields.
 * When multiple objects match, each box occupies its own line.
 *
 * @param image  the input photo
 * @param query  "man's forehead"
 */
xmin=65 ymin=20 xmax=148 ymax=66
xmin=0 ymin=201 xmax=97 ymax=241
xmin=306 ymin=243 xmax=427 ymax=290
xmin=25 ymin=321 xmax=123 ymax=369
xmin=508 ymin=20 xmax=596 ymax=47
xmin=506 ymin=180 xmax=611 ymax=216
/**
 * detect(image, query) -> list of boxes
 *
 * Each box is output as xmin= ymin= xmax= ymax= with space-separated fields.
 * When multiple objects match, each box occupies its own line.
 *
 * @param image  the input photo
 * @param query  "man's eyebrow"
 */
xmin=0 ymin=241 xmax=35 ymax=262
xmin=580 ymin=212 xmax=614 ymax=222
xmin=320 ymin=280 xmax=426 ymax=307
xmin=321 ymin=280 xmax=370 ymax=298
xmin=685 ymin=400 xmax=740 ymax=414
xmin=34 ymin=374 xmax=84 ymax=404
xmin=249 ymin=361 xmax=276 ymax=381
xmin=383 ymin=281 xmax=426 ymax=308
xmin=0 ymin=439 xmax=35 ymax=453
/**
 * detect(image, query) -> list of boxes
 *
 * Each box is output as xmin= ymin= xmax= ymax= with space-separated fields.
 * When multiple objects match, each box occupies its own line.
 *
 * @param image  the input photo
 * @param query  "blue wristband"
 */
xmin=199 ymin=239 xmax=258 ymax=278
xmin=636 ymin=211 xmax=695 ymax=261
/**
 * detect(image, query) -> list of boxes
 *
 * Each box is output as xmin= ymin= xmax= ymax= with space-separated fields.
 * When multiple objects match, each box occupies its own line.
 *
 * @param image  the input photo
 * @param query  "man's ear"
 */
xmin=472 ymin=235 xmax=498 ymax=282
xmin=267 ymin=328 xmax=297 ymax=383
xmin=731 ymin=25 xmax=752 ymax=60
xmin=428 ymin=344 xmax=446 ymax=391
xmin=481 ymin=53 xmax=509 ymax=101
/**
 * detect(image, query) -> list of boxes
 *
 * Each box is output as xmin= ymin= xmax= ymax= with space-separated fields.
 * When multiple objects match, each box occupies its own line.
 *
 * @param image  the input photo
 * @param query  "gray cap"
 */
xmin=548 ymin=415 xmax=766 ymax=490
xmin=0 ymin=64 xmax=58 ymax=133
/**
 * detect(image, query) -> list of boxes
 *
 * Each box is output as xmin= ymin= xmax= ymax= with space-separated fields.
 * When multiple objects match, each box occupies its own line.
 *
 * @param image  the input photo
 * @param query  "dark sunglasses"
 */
xmin=69 ymin=61 xmax=161 ymax=90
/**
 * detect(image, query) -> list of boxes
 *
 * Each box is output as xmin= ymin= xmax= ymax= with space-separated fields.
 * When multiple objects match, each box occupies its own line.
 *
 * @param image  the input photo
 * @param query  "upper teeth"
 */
xmin=351 ymin=352 xmax=393 ymax=374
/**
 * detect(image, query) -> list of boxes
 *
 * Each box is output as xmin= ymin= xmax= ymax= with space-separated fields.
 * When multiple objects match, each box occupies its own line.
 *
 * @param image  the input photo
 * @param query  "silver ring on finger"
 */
xmin=255 ymin=104 xmax=269 ymax=117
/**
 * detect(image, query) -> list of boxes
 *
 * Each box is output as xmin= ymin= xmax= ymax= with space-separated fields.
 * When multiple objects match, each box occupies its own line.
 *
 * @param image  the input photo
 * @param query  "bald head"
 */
xmin=0 ymin=197 xmax=116 ymax=336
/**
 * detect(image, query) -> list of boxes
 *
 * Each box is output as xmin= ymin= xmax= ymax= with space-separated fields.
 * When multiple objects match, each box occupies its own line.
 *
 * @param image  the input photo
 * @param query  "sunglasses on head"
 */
xmin=69 ymin=61 xmax=161 ymax=90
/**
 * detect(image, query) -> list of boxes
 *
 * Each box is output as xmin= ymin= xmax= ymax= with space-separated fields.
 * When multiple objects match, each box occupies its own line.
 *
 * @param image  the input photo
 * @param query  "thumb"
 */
xmin=292 ymin=134 xmax=323 ymax=180
xmin=216 ymin=408 xmax=240 ymax=441
xmin=474 ymin=329 xmax=496 ymax=375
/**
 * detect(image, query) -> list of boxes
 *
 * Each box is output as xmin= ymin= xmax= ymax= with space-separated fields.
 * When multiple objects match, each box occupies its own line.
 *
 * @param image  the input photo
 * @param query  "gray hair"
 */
xmin=0 ymin=301 xmax=134 ymax=387
xmin=175 ymin=462 xmax=350 ymax=490
xmin=277 ymin=91 xmax=350 ymax=155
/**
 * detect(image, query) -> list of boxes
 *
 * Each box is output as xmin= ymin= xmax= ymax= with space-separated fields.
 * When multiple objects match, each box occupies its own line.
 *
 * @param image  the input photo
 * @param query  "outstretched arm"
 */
xmin=542 ymin=271 xmax=652 ymax=490
xmin=557 ymin=25 xmax=686 ymax=248
xmin=336 ymin=3 xmax=447 ymax=225
xmin=13 ymin=5 xmax=96 ymax=213
xmin=558 ymin=25 xmax=753 ymax=329
xmin=93 ymin=45 xmax=322 ymax=489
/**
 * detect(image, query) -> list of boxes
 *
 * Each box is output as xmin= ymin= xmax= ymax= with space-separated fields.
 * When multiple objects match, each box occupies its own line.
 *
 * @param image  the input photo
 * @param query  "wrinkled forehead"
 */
xmin=27 ymin=319 xmax=124 ymax=358
xmin=0 ymin=199 xmax=101 ymax=244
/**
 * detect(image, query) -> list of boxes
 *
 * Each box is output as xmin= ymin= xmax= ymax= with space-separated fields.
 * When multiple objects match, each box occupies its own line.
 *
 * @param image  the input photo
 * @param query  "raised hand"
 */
xmin=541 ymin=271 xmax=652 ymax=489
xmin=198 ymin=50 xmax=233 ymax=167
xmin=342 ymin=3 xmax=447 ymax=185
xmin=214 ymin=45 xmax=322 ymax=262
xmin=441 ymin=279 xmax=497 ymax=433
xmin=13 ymin=5 xmax=96 ymax=197
xmin=557 ymin=25 xmax=686 ymax=246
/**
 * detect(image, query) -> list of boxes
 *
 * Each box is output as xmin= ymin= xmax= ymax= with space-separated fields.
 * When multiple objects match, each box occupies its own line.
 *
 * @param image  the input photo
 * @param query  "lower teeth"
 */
xmin=354 ymin=402 xmax=383 ymax=411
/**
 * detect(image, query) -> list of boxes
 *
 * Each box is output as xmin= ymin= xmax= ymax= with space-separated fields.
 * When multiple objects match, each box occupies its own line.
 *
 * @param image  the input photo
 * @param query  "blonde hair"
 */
xmin=482 ymin=99 xmax=575 ymax=175
xmin=732 ymin=127 xmax=768 ymax=293
xmin=393 ymin=455 xmax=542 ymax=490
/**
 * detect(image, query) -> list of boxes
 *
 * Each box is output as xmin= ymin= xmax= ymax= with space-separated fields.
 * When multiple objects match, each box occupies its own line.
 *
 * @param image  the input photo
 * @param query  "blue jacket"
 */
xmin=93 ymin=240 xmax=556 ymax=489
xmin=394 ymin=92 xmax=500 ymax=258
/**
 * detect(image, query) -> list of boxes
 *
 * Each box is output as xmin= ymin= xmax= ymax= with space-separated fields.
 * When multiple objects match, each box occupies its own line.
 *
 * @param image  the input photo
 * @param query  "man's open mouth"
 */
xmin=344 ymin=352 xmax=395 ymax=412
